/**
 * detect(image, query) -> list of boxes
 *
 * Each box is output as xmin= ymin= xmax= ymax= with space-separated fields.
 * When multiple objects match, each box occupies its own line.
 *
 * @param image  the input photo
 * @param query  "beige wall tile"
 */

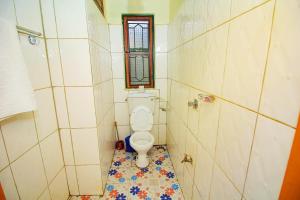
xmin=14 ymin=0 xmax=43 ymax=33
xmin=216 ymin=102 xmax=256 ymax=191
xmin=210 ymin=165 xmax=241 ymax=200
xmin=20 ymin=36 xmax=51 ymax=90
xmin=194 ymin=145 xmax=213 ymax=200
xmin=66 ymin=87 xmax=96 ymax=128
xmin=40 ymin=0 xmax=57 ymax=38
xmin=38 ymin=188 xmax=51 ymax=200
xmin=54 ymin=0 xmax=88 ymax=38
xmin=53 ymin=87 xmax=69 ymax=128
xmin=11 ymin=146 xmax=47 ymax=200
xmin=0 ymin=129 xmax=9 ymax=170
xmin=0 ymin=167 xmax=19 ymax=200
xmin=193 ymin=0 xmax=208 ymax=37
xmin=222 ymin=2 xmax=274 ymax=110
xmin=72 ymin=128 xmax=100 ymax=165
xmin=197 ymin=98 xmax=221 ymax=157
xmin=1 ymin=113 xmax=37 ymax=162
xmin=231 ymin=0 xmax=268 ymax=17
xmin=260 ymin=0 xmax=300 ymax=127
xmin=76 ymin=165 xmax=102 ymax=195
xmin=46 ymin=39 xmax=63 ymax=86
xmin=60 ymin=129 xmax=74 ymax=165
xmin=207 ymin=0 xmax=231 ymax=29
xmin=34 ymin=88 xmax=58 ymax=140
xmin=49 ymin=169 xmax=69 ymax=200
xmin=66 ymin=166 xmax=79 ymax=195
xmin=244 ymin=116 xmax=295 ymax=200
xmin=40 ymin=131 xmax=64 ymax=182
xmin=59 ymin=39 xmax=92 ymax=86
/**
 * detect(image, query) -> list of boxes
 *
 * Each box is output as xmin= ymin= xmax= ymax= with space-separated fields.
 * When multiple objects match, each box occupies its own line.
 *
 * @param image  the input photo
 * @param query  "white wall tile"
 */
xmin=216 ymin=102 xmax=256 ymax=191
xmin=14 ymin=0 xmax=43 ymax=33
xmin=59 ymin=39 xmax=92 ymax=86
xmin=40 ymin=131 xmax=64 ymax=182
xmin=111 ymin=53 xmax=125 ymax=78
xmin=222 ymin=2 xmax=274 ymax=110
xmin=53 ymin=87 xmax=69 ymax=128
xmin=109 ymin=25 xmax=123 ymax=53
xmin=210 ymin=165 xmax=241 ymax=200
xmin=0 ymin=0 xmax=16 ymax=22
xmin=35 ymin=88 xmax=58 ymax=140
xmin=115 ymin=103 xmax=129 ymax=126
xmin=260 ymin=0 xmax=300 ymax=127
xmin=54 ymin=0 xmax=88 ymax=38
xmin=158 ymin=124 xmax=166 ymax=144
xmin=66 ymin=87 xmax=96 ymax=128
xmin=155 ymin=25 xmax=168 ymax=52
xmin=47 ymin=39 xmax=63 ymax=86
xmin=20 ymin=36 xmax=51 ymax=90
xmin=11 ymin=146 xmax=47 ymax=200
xmin=155 ymin=53 xmax=168 ymax=79
xmin=182 ymin=166 xmax=193 ymax=200
xmin=49 ymin=169 xmax=69 ymax=200
xmin=40 ymin=0 xmax=57 ymax=38
xmin=156 ymin=79 xmax=167 ymax=101
xmin=0 ymin=167 xmax=19 ymax=200
xmin=66 ymin=166 xmax=79 ymax=195
xmin=244 ymin=116 xmax=295 ymax=200
xmin=116 ymin=125 xmax=130 ymax=141
xmin=72 ymin=128 xmax=100 ymax=165
xmin=76 ymin=165 xmax=102 ymax=195
xmin=60 ymin=129 xmax=74 ymax=165
xmin=1 ymin=113 xmax=37 ymax=161
xmin=113 ymin=79 xmax=128 ymax=103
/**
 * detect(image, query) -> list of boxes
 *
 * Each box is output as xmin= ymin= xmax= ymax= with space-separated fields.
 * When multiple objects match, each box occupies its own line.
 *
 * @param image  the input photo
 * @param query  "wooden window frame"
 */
xmin=122 ymin=15 xmax=155 ymax=88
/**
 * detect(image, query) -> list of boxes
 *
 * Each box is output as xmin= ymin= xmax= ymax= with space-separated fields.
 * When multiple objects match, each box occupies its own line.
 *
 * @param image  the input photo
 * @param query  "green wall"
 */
xmin=104 ymin=0 xmax=169 ymax=24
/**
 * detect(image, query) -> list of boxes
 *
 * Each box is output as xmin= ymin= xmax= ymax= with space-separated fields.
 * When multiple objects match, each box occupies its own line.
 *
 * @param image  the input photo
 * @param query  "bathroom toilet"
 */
xmin=129 ymin=106 xmax=155 ymax=168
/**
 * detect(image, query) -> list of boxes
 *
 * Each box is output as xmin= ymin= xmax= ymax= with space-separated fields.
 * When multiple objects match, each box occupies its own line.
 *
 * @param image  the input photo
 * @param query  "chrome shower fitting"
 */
xmin=188 ymin=99 xmax=199 ymax=109
xmin=181 ymin=154 xmax=193 ymax=164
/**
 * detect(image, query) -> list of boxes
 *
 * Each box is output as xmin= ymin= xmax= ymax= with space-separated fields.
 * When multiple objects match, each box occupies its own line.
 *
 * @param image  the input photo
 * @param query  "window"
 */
xmin=122 ymin=15 xmax=154 ymax=88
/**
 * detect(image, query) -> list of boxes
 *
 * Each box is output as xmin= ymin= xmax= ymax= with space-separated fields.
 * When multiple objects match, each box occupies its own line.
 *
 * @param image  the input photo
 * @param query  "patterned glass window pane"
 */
xmin=123 ymin=16 xmax=154 ymax=88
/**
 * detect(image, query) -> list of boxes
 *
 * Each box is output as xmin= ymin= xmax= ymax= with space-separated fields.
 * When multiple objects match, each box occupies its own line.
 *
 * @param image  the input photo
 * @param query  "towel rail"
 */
xmin=16 ymin=25 xmax=42 ymax=37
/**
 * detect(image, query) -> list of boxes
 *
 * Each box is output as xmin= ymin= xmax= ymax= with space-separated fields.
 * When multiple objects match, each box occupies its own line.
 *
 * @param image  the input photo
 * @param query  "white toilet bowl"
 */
xmin=129 ymin=106 xmax=154 ymax=168
xmin=130 ymin=131 xmax=154 ymax=168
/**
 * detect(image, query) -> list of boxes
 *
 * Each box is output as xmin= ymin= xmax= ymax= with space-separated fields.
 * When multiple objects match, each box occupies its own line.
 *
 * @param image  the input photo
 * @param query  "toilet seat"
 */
xmin=130 ymin=106 xmax=153 ymax=131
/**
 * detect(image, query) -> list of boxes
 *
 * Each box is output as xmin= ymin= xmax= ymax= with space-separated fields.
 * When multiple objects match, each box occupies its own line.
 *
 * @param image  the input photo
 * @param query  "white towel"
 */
xmin=0 ymin=18 xmax=36 ymax=121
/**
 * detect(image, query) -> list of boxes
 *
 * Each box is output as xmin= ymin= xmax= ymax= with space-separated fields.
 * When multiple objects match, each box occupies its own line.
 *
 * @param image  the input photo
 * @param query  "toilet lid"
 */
xmin=130 ymin=106 xmax=153 ymax=131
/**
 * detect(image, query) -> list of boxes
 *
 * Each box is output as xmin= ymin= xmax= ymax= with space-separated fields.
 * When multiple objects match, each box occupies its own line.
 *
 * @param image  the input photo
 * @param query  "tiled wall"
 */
xmin=0 ymin=0 xmax=68 ymax=199
xmin=0 ymin=0 xmax=115 ymax=198
xmin=42 ymin=0 xmax=115 ymax=196
xmin=167 ymin=0 xmax=299 ymax=199
xmin=109 ymin=24 xmax=168 ymax=145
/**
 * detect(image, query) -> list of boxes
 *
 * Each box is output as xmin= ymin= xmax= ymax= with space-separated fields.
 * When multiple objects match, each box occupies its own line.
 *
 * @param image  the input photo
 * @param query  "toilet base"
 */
xmin=136 ymin=153 xmax=149 ymax=168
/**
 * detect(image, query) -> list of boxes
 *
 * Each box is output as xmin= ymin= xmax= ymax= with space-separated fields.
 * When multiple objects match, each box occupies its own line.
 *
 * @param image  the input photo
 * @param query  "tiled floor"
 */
xmin=70 ymin=146 xmax=184 ymax=200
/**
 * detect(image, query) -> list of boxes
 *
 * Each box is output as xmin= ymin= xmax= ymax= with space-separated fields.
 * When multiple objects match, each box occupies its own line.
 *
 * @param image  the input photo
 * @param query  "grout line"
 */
xmin=167 ymin=0 xmax=273 ymax=54
xmin=241 ymin=0 xmax=278 ymax=198
xmin=0 ymin=126 xmax=22 ymax=200
xmin=169 ymin=78 xmax=295 ymax=130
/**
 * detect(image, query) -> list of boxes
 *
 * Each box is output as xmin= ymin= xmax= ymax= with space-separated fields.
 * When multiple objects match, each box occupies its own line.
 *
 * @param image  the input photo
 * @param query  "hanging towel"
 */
xmin=0 ymin=18 xmax=36 ymax=121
